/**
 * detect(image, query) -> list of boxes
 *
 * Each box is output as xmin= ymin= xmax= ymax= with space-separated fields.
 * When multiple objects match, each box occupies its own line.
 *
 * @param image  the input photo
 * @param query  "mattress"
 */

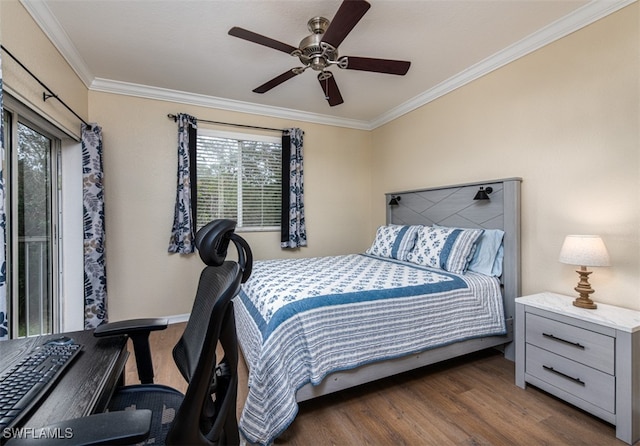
xmin=233 ymin=253 xmax=506 ymax=445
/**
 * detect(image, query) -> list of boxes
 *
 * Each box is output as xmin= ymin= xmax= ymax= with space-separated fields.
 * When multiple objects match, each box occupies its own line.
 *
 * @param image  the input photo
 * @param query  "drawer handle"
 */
xmin=542 ymin=365 xmax=585 ymax=386
xmin=542 ymin=332 xmax=585 ymax=350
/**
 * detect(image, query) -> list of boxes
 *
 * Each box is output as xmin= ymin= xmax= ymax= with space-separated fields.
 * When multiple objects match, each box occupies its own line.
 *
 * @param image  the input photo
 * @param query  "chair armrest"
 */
xmin=94 ymin=318 xmax=168 ymax=384
xmin=93 ymin=318 xmax=168 ymax=337
xmin=4 ymin=410 xmax=152 ymax=446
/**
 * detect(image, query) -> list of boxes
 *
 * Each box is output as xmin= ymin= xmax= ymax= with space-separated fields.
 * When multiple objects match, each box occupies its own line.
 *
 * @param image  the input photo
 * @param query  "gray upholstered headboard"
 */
xmin=385 ymin=178 xmax=522 ymax=325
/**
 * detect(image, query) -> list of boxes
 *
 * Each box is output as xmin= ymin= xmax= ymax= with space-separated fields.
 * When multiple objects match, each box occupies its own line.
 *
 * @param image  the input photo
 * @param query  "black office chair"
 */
xmin=6 ymin=219 xmax=252 ymax=446
xmin=106 ymin=219 xmax=252 ymax=444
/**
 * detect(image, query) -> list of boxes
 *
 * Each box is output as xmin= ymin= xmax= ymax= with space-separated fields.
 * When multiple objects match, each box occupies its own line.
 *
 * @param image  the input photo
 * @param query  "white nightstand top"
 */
xmin=516 ymin=292 xmax=640 ymax=333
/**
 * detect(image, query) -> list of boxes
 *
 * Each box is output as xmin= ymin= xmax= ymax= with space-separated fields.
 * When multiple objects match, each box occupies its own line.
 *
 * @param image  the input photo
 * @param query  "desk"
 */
xmin=0 ymin=330 xmax=128 ymax=429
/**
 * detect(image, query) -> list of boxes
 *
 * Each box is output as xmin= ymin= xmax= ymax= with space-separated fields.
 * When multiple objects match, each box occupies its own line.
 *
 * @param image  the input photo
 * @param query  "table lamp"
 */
xmin=558 ymin=235 xmax=610 ymax=309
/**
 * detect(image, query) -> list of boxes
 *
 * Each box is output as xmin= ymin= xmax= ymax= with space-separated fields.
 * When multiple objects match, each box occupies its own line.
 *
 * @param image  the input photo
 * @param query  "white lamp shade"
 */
xmin=559 ymin=235 xmax=610 ymax=267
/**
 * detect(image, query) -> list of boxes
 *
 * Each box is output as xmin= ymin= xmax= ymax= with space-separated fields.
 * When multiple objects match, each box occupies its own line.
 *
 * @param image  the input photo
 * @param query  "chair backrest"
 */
xmin=167 ymin=219 xmax=252 ymax=445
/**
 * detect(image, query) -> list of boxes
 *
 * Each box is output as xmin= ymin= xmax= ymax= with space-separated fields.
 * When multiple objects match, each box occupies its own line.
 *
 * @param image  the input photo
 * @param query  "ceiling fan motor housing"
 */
xmin=297 ymin=17 xmax=338 ymax=71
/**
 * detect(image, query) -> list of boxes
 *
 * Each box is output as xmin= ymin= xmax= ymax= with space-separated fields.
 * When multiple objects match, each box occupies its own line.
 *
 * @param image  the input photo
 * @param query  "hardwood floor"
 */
xmin=126 ymin=322 xmax=629 ymax=445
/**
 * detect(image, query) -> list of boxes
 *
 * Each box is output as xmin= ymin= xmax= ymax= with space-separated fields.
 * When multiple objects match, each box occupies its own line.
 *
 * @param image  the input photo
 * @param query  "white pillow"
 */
xmin=366 ymin=225 xmax=421 ymax=261
xmin=407 ymin=226 xmax=483 ymax=273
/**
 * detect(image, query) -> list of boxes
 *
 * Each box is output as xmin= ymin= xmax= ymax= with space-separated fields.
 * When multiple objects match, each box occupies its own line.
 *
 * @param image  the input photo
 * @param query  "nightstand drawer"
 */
xmin=525 ymin=312 xmax=614 ymax=374
xmin=526 ymin=344 xmax=615 ymax=413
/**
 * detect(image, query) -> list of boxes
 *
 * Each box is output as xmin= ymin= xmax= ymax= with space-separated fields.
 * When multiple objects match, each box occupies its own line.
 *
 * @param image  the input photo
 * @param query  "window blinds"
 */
xmin=196 ymin=134 xmax=281 ymax=229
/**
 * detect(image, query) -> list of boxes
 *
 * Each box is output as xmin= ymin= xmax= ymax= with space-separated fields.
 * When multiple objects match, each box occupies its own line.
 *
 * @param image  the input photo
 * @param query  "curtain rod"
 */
xmin=167 ymin=113 xmax=298 ymax=134
xmin=1 ymin=45 xmax=89 ymax=127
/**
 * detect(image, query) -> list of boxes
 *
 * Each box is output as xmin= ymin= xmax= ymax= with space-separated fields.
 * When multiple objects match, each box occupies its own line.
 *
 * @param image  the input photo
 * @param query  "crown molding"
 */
xmin=90 ymin=78 xmax=372 ymax=130
xmin=370 ymin=0 xmax=637 ymax=129
xmin=22 ymin=0 xmax=636 ymax=131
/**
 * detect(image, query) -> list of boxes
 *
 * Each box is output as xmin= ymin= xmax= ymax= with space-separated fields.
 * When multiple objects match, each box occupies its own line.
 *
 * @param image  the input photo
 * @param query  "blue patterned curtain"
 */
xmin=83 ymin=123 xmax=107 ymax=329
xmin=281 ymin=128 xmax=306 ymax=249
xmin=168 ymin=113 xmax=197 ymax=254
xmin=0 ymin=52 xmax=8 ymax=340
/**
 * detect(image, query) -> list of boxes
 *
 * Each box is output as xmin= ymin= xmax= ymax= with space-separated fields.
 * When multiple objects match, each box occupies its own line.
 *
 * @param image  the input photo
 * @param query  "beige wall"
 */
xmin=0 ymin=0 xmax=88 ymax=138
xmin=3 ymin=0 xmax=639 ymax=322
xmin=371 ymin=3 xmax=640 ymax=310
xmin=88 ymin=92 xmax=372 ymax=321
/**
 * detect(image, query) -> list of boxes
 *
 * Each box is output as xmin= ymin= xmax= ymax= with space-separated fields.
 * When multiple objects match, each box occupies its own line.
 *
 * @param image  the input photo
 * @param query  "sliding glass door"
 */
xmin=3 ymin=109 xmax=60 ymax=338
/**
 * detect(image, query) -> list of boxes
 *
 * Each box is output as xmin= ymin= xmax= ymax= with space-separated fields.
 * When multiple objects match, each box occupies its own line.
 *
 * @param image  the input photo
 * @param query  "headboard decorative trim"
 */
xmin=385 ymin=178 xmax=521 ymax=357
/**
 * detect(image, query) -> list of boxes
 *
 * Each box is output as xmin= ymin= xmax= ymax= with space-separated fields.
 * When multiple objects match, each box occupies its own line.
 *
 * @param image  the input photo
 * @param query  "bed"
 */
xmin=233 ymin=178 xmax=521 ymax=445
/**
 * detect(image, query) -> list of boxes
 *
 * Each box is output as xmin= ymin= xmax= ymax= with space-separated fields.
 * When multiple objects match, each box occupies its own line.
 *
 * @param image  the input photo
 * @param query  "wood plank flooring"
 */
xmin=126 ymin=322 xmax=630 ymax=445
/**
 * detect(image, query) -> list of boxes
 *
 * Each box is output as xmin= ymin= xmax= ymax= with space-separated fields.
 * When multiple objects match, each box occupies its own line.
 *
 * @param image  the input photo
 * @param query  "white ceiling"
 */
xmin=21 ymin=0 xmax=632 ymax=129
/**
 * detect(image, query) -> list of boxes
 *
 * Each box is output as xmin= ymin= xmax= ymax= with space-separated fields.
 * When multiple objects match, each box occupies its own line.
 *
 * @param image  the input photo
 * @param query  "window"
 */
xmin=196 ymin=129 xmax=281 ymax=231
xmin=3 ymin=105 xmax=61 ymax=338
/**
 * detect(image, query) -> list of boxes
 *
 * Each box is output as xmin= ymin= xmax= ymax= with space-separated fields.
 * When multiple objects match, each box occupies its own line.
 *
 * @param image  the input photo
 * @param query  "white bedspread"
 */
xmin=234 ymin=254 xmax=506 ymax=445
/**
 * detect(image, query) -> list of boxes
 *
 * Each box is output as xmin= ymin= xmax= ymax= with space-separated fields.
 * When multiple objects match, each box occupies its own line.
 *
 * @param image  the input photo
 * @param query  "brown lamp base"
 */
xmin=572 ymin=267 xmax=597 ymax=310
xmin=573 ymin=296 xmax=597 ymax=309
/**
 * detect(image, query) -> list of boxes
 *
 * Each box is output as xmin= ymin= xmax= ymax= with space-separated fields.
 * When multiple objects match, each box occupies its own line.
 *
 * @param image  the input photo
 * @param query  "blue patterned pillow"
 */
xmin=434 ymin=225 xmax=504 ymax=277
xmin=366 ymin=225 xmax=421 ymax=261
xmin=406 ymin=226 xmax=484 ymax=273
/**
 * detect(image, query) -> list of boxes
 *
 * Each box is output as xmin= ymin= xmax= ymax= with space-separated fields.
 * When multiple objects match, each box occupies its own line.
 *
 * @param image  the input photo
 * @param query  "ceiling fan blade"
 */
xmin=229 ymin=27 xmax=298 ymax=54
xmin=321 ymin=0 xmax=371 ymax=49
xmin=253 ymin=69 xmax=300 ymax=93
xmin=318 ymin=73 xmax=344 ymax=107
xmin=342 ymin=56 xmax=411 ymax=75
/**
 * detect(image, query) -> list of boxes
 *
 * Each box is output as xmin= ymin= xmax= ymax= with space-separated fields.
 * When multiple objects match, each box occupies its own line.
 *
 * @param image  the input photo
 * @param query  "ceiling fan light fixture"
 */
xmin=228 ymin=0 xmax=411 ymax=107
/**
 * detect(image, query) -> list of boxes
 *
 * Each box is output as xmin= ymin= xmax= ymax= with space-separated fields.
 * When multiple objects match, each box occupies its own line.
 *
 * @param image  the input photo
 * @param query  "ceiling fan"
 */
xmin=228 ymin=0 xmax=411 ymax=107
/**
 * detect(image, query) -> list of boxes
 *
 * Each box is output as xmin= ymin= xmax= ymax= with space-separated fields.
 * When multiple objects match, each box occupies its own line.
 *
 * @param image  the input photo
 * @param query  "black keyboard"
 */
xmin=0 ymin=338 xmax=82 ymax=432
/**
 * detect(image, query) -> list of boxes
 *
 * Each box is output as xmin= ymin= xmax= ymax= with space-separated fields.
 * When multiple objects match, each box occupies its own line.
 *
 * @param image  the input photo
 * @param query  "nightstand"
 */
xmin=515 ymin=292 xmax=640 ymax=444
